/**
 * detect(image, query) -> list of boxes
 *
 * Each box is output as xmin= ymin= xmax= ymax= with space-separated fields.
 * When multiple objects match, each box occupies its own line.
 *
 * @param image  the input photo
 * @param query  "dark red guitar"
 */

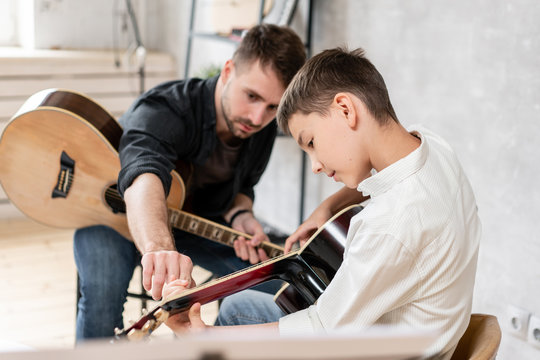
xmin=115 ymin=204 xmax=363 ymax=341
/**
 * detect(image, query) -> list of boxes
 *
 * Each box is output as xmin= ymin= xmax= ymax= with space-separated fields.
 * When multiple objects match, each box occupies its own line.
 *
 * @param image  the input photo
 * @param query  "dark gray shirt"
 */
xmin=117 ymin=76 xmax=277 ymax=217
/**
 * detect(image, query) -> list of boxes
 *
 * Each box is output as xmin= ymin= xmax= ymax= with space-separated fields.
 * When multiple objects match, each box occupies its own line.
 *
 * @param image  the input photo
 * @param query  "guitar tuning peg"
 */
xmin=141 ymin=308 xmax=148 ymax=315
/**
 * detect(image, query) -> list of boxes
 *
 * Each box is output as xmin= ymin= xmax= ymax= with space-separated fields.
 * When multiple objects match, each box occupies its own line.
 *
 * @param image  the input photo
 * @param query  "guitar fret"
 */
xmin=188 ymin=218 xmax=200 ymax=235
xmin=179 ymin=212 xmax=188 ymax=230
xmin=225 ymin=233 xmax=236 ymax=246
xmin=209 ymin=226 xmax=224 ymax=242
xmin=168 ymin=210 xmax=285 ymax=257
xmin=169 ymin=210 xmax=179 ymax=229
xmin=202 ymin=222 xmax=211 ymax=239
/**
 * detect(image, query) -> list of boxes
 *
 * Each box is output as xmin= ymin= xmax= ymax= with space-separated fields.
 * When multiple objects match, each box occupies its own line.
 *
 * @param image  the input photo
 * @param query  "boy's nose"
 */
xmin=311 ymin=158 xmax=323 ymax=174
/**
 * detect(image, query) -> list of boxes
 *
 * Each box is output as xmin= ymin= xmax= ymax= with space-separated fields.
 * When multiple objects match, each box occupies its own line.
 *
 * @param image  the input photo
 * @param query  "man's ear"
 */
xmin=333 ymin=93 xmax=358 ymax=129
xmin=220 ymin=59 xmax=234 ymax=84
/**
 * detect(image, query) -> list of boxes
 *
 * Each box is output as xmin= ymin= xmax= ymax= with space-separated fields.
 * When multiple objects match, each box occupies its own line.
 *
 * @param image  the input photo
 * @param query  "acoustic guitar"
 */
xmin=115 ymin=203 xmax=363 ymax=341
xmin=0 ymin=88 xmax=282 ymax=257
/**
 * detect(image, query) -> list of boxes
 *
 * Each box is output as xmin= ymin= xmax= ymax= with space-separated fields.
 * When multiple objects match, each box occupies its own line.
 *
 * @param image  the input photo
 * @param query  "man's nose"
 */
xmin=249 ymin=104 xmax=266 ymax=126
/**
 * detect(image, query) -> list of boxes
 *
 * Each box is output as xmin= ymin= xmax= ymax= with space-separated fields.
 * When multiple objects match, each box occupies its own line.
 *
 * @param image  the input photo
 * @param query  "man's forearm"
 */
xmin=124 ymin=173 xmax=176 ymax=253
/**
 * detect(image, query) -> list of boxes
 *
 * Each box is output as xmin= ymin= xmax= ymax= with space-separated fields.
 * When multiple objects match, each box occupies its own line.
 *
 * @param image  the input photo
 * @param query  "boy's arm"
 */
xmin=284 ymin=187 xmax=368 ymax=253
xmin=163 ymin=279 xmax=279 ymax=335
xmin=167 ymin=302 xmax=279 ymax=335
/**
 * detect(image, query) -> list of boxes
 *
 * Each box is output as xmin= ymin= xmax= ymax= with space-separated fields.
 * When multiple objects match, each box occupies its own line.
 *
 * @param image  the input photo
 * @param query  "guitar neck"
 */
xmin=168 ymin=208 xmax=284 ymax=258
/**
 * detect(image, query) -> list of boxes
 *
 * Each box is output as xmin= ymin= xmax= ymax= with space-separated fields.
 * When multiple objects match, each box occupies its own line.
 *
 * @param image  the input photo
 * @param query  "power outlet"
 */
xmin=527 ymin=315 xmax=540 ymax=349
xmin=507 ymin=304 xmax=530 ymax=339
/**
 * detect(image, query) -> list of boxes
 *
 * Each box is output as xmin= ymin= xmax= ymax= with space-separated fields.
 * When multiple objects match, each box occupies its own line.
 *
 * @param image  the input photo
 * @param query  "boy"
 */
xmin=163 ymin=47 xmax=481 ymax=359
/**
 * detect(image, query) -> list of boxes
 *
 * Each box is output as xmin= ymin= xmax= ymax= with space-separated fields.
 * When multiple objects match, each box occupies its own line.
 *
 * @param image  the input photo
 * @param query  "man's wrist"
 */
xmin=228 ymin=209 xmax=252 ymax=227
xmin=142 ymin=238 xmax=177 ymax=254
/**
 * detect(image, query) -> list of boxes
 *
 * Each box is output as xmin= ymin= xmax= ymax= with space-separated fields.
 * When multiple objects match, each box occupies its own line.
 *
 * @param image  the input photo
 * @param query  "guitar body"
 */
xmin=0 ymin=89 xmax=185 ymax=240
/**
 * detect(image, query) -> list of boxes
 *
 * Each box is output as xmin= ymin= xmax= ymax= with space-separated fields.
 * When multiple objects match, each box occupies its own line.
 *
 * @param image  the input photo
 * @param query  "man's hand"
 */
xmin=163 ymin=279 xmax=207 ymax=335
xmin=231 ymin=211 xmax=270 ymax=264
xmin=141 ymin=250 xmax=194 ymax=300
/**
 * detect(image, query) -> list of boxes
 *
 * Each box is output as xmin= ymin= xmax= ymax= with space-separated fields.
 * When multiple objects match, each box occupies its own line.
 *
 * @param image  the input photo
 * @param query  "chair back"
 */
xmin=450 ymin=313 xmax=501 ymax=360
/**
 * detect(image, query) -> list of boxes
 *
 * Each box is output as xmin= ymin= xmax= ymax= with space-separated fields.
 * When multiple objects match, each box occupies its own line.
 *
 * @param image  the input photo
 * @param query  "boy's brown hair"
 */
xmin=233 ymin=24 xmax=306 ymax=88
xmin=277 ymin=47 xmax=398 ymax=134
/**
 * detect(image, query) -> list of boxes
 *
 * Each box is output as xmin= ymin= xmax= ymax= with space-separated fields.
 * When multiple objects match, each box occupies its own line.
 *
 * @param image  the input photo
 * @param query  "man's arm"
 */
xmin=123 ymin=172 xmax=194 ymax=300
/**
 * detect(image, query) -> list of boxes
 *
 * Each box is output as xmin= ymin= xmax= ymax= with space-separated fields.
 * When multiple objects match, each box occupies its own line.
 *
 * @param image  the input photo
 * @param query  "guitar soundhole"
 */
xmin=104 ymin=184 xmax=126 ymax=214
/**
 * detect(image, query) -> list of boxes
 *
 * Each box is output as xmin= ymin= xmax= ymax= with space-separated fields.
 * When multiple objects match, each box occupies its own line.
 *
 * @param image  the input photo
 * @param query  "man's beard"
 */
xmin=221 ymin=97 xmax=258 ymax=139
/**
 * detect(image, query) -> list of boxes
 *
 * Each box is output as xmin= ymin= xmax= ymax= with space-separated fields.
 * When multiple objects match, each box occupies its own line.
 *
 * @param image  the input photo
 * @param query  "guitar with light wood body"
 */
xmin=0 ymin=89 xmax=282 ymax=257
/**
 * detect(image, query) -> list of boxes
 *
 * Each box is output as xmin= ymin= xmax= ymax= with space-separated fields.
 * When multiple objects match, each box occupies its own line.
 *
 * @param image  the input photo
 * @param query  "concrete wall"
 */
xmin=2 ymin=0 xmax=539 ymax=358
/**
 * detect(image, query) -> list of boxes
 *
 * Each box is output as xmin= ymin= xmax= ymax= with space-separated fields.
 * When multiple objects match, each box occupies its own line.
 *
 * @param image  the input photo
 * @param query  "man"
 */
xmin=74 ymin=24 xmax=306 ymax=340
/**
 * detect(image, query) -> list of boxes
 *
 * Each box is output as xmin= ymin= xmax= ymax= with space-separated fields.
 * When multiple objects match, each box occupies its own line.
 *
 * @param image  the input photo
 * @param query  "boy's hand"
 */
xmin=284 ymin=220 xmax=317 ymax=253
xmin=284 ymin=207 xmax=334 ymax=253
xmin=162 ymin=279 xmax=207 ymax=334
xmin=231 ymin=212 xmax=270 ymax=264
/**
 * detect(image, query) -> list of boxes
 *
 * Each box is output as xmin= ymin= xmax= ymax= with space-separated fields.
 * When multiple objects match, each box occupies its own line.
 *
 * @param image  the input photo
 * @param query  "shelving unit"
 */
xmin=184 ymin=0 xmax=314 ymax=225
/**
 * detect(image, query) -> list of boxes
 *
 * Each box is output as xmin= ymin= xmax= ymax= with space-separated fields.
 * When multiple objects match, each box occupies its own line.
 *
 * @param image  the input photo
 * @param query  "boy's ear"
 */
xmin=333 ymin=93 xmax=358 ymax=129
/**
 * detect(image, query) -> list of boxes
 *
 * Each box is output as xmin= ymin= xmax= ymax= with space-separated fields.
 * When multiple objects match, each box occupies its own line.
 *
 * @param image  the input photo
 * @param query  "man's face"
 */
xmin=220 ymin=60 xmax=285 ymax=139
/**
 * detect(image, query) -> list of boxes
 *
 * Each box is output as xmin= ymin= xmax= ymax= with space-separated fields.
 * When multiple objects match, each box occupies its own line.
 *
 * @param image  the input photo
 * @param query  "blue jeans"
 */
xmin=215 ymin=289 xmax=285 ymax=325
xmin=74 ymin=225 xmax=282 ymax=340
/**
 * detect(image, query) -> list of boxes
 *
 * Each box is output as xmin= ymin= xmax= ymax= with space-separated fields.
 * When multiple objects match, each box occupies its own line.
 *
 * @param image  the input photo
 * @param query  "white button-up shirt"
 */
xmin=279 ymin=125 xmax=481 ymax=359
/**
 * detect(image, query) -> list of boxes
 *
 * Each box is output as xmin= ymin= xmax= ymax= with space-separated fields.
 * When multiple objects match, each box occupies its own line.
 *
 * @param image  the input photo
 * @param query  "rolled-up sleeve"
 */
xmin=278 ymin=305 xmax=325 ymax=335
xmin=118 ymin=97 xmax=189 ymax=197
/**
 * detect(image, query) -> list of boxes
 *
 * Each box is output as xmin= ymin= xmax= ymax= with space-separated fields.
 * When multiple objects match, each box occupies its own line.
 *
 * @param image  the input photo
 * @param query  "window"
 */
xmin=0 ymin=0 xmax=18 ymax=46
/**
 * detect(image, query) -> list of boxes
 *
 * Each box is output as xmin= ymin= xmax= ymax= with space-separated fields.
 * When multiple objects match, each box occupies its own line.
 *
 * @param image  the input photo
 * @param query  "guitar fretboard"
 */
xmin=168 ymin=209 xmax=284 ymax=258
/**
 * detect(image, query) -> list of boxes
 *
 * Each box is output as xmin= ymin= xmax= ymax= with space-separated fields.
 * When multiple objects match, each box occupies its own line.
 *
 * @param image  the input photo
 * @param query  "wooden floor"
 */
xmin=0 ymin=217 xmax=217 ymax=351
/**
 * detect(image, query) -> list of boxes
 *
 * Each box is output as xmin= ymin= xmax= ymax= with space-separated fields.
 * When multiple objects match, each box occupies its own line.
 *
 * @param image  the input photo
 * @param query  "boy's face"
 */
xmin=220 ymin=60 xmax=285 ymax=139
xmin=288 ymin=106 xmax=371 ymax=189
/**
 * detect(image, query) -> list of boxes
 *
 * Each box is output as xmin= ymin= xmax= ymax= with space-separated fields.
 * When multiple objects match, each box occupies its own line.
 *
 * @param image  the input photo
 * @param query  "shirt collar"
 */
xmin=357 ymin=126 xmax=428 ymax=197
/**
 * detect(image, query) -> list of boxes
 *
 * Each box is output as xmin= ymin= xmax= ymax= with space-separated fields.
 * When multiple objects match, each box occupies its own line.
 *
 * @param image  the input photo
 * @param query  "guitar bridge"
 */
xmin=52 ymin=151 xmax=75 ymax=198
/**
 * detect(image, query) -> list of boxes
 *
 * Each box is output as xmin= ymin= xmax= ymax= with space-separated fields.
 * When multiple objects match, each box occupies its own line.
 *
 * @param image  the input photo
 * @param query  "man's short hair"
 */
xmin=277 ymin=47 xmax=398 ymax=134
xmin=233 ymin=24 xmax=306 ymax=88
